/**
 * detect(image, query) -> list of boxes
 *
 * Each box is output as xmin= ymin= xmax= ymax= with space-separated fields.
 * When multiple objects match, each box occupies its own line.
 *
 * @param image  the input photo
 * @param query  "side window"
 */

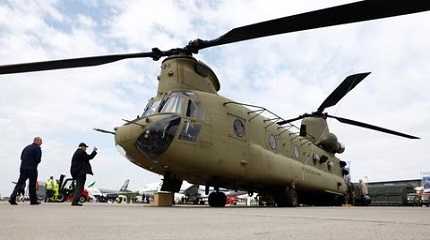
xmin=186 ymin=100 xmax=195 ymax=117
xmin=179 ymin=120 xmax=201 ymax=142
xmin=186 ymin=99 xmax=202 ymax=118
xmin=227 ymin=111 xmax=247 ymax=142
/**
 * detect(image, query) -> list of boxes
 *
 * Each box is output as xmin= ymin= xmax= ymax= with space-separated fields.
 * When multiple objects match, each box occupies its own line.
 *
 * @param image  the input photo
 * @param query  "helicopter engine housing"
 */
xmin=300 ymin=117 xmax=345 ymax=154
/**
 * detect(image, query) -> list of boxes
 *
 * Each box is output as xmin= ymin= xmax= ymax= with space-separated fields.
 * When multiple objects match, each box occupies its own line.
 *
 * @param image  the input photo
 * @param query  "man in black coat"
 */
xmin=9 ymin=137 xmax=43 ymax=205
xmin=70 ymin=142 xmax=97 ymax=206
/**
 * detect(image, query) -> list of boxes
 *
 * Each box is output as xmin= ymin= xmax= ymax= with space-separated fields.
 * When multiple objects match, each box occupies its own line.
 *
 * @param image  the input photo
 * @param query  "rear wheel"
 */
xmin=208 ymin=192 xmax=226 ymax=207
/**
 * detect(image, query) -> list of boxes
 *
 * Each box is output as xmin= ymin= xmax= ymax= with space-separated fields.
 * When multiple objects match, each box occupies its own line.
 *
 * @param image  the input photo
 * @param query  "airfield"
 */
xmin=1 ymin=202 xmax=429 ymax=240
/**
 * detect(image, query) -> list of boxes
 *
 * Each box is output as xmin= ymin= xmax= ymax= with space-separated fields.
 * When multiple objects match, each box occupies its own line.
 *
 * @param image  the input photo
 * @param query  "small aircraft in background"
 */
xmin=180 ymin=184 xmax=247 ymax=205
xmin=87 ymin=179 xmax=140 ymax=203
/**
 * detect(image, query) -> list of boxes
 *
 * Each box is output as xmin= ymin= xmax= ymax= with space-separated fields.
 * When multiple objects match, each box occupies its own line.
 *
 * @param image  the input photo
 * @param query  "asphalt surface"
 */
xmin=0 ymin=202 xmax=429 ymax=240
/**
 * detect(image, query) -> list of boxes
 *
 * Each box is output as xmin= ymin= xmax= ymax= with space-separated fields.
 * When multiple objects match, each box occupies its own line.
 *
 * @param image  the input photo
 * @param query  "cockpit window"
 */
xmin=160 ymin=93 xmax=185 ymax=114
xmin=186 ymin=100 xmax=197 ymax=117
xmin=159 ymin=91 xmax=201 ymax=118
xmin=142 ymin=99 xmax=161 ymax=117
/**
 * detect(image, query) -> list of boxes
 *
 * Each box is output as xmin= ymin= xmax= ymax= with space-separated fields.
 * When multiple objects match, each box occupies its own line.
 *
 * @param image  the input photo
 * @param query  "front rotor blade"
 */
xmin=327 ymin=114 xmax=419 ymax=139
xmin=195 ymin=1 xmax=430 ymax=50
xmin=0 ymin=52 xmax=155 ymax=74
xmin=317 ymin=72 xmax=370 ymax=113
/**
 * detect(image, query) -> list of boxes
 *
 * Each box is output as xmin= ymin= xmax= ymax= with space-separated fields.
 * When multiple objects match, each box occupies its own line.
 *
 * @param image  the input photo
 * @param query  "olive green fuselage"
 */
xmin=115 ymin=56 xmax=347 ymax=198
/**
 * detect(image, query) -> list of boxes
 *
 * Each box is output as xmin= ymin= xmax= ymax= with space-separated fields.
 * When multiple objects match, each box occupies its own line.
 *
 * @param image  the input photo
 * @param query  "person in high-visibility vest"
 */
xmin=52 ymin=179 xmax=60 ymax=201
xmin=45 ymin=176 xmax=54 ymax=202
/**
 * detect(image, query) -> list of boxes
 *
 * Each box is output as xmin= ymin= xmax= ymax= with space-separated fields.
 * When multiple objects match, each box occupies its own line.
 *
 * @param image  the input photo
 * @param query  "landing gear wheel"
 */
xmin=58 ymin=194 xmax=66 ymax=202
xmin=79 ymin=196 xmax=86 ymax=203
xmin=333 ymin=195 xmax=345 ymax=206
xmin=208 ymin=192 xmax=226 ymax=207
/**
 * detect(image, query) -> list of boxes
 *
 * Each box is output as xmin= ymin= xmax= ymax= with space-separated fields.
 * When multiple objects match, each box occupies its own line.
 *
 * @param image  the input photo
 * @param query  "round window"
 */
xmin=233 ymin=119 xmax=245 ymax=137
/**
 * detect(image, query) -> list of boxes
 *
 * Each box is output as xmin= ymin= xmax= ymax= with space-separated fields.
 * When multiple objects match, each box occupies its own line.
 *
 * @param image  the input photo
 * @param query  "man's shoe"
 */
xmin=8 ymin=199 xmax=17 ymax=205
xmin=71 ymin=202 xmax=83 ymax=206
xmin=30 ymin=201 xmax=41 ymax=205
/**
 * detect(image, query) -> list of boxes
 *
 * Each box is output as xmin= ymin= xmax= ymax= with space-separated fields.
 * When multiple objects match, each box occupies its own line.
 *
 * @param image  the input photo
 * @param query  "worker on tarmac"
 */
xmin=52 ymin=179 xmax=60 ymax=201
xmin=45 ymin=176 xmax=54 ymax=202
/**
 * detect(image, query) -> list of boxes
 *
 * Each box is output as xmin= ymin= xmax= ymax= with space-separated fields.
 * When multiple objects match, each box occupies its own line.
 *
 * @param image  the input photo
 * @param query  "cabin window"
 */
xmin=233 ymin=118 xmax=245 ymax=137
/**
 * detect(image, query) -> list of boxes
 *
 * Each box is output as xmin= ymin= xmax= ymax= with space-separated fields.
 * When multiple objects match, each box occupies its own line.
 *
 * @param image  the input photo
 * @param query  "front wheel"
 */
xmin=79 ymin=196 xmax=86 ymax=203
xmin=58 ymin=194 xmax=66 ymax=202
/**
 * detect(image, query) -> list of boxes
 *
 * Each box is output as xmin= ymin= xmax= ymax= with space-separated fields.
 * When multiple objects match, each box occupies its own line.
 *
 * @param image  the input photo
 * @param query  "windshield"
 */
xmin=160 ymin=91 xmax=201 ymax=118
xmin=160 ymin=93 xmax=186 ymax=114
xmin=142 ymin=99 xmax=161 ymax=117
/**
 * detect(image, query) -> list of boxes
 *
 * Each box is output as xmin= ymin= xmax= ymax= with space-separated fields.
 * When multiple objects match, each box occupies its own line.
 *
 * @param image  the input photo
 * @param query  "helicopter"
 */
xmin=1 ymin=1 xmax=428 ymax=207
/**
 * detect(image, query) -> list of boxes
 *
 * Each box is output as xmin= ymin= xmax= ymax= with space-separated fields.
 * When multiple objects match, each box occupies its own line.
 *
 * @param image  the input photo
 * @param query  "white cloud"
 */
xmin=0 ymin=0 xmax=429 ymax=196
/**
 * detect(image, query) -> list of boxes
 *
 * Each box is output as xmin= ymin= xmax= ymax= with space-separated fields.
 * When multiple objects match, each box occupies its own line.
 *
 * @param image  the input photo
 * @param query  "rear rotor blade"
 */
xmin=193 ymin=1 xmax=430 ymax=50
xmin=278 ymin=114 xmax=309 ymax=125
xmin=326 ymin=114 xmax=419 ymax=139
xmin=317 ymin=72 xmax=370 ymax=113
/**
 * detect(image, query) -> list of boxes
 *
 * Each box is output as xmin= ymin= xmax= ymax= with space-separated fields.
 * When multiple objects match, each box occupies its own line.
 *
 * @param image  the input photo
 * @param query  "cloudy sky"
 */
xmin=0 ymin=0 xmax=429 ymax=196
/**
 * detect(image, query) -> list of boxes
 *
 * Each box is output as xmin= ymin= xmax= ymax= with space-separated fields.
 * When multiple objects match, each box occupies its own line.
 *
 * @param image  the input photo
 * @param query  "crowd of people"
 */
xmin=8 ymin=137 xmax=97 ymax=206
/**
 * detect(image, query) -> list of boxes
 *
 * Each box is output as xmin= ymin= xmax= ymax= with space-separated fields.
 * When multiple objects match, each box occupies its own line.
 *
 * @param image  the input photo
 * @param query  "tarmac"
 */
xmin=0 ymin=202 xmax=429 ymax=240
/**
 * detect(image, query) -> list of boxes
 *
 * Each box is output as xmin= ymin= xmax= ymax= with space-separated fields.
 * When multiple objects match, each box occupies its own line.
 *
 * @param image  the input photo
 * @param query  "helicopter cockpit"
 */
xmin=142 ymin=91 xmax=201 ymax=119
xmin=136 ymin=91 xmax=202 ymax=159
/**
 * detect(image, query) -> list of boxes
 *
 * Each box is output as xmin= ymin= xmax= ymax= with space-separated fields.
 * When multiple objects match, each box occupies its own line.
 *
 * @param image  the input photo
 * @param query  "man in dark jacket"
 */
xmin=70 ymin=142 xmax=97 ymax=206
xmin=9 ymin=137 xmax=43 ymax=205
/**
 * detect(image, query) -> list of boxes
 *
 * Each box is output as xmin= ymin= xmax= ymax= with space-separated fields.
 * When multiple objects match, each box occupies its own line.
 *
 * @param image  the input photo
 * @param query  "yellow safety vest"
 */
xmin=46 ymin=179 xmax=54 ymax=190
xmin=53 ymin=181 xmax=59 ymax=192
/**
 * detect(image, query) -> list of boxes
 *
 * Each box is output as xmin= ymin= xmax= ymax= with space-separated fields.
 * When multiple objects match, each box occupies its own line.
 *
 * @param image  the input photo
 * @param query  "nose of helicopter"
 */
xmin=114 ymin=122 xmax=146 ymax=159
xmin=115 ymin=114 xmax=181 ymax=161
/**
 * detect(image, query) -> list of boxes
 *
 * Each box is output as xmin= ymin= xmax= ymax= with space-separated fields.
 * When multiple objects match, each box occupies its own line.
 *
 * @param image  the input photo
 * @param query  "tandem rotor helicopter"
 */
xmin=1 ymin=1 xmax=428 ymax=207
